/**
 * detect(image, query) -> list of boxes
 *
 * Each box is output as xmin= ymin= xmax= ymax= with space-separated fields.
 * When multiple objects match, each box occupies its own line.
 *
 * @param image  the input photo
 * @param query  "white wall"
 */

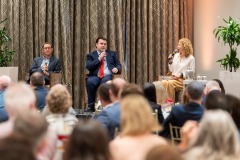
xmin=194 ymin=0 xmax=240 ymax=79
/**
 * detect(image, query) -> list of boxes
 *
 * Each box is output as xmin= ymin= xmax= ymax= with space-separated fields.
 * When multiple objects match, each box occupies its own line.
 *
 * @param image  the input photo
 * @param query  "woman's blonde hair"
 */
xmin=153 ymin=81 xmax=168 ymax=104
xmin=184 ymin=110 xmax=240 ymax=160
xmin=120 ymin=94 xmax=161 ymax=136
xmin=179 ymin=38 xmax=193 ymax=57
xmin=46 ymin=84 xmax=72 ymax=114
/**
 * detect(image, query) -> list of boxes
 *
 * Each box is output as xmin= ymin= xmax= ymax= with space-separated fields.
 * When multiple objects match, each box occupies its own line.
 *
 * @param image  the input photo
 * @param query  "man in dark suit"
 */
xmin=29 ymin=42 xmax=61 ymax=85
xmin=160 ymin=81 xmax=205 ymax=138
xmin=86 ymin=37 xmax=122 ymax=112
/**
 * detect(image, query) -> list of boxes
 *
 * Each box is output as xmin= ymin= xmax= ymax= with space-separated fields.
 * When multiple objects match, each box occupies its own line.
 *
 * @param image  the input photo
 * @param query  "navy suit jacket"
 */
xmin=34 ymin=86 xmax=49 ymax=110
xmin=86 ymin=50 xmax=122 ymax=76
xmin=94 ymin=102 xmax=121 ymax=139
xmin=29 ymin=56 xmax=61 ymax=82
xmin=160 ymin=102 xmax=204 ymax=138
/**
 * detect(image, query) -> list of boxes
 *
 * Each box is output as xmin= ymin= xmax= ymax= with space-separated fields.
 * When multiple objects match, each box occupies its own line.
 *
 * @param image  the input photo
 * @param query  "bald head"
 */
xmin=110 ymin=78 xmax=127 ymax=101
xmin=0 ymin=75 xmax=12 ymax=90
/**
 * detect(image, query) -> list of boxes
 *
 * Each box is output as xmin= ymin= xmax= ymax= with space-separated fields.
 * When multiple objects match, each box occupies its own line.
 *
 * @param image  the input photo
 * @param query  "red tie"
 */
xmin=99 ymin=59 xmax=104 ymax=78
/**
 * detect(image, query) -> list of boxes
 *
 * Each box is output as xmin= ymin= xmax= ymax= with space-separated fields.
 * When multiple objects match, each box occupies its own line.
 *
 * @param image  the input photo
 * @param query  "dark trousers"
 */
xmin=86 ymin=75 xmax=112 ymax=108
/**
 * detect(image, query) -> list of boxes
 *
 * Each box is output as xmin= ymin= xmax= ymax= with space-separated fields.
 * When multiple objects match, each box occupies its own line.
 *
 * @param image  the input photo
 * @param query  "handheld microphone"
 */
xmin=168 ymin=49 xmax=178 ymax=60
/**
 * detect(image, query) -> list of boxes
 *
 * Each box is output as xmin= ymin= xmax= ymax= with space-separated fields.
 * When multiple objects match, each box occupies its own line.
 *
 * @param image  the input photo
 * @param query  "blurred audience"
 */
xmin=0 ymin=75 xmax=12 ymax=122
xmin=183 ymin=110 xmax=240 ymax=160
xmin=64 ymin=120 xmax=111 ymax=160
xmin=143 ymin=82 xmax=164 ymax=124
xmin=110 ymin=94 xmax=166 ymax=160
xmin=204 ymin=91 xmax=229 ymax=112
xmin=212 ymin=79 xmax=225 ymax=94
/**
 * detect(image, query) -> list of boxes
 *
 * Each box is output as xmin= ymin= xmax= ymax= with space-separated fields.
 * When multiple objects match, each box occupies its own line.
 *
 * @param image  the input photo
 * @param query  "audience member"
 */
xmin=86 ymin=37 xmax=122 ymax=112
xmin=212 ymin=78 xmax=225 ymax=94
xmin=0 ymin=75 xmax=12 ymax=122
xmin=145 ymin=144 xmax=182 ymax=160
xmin=204 ymin=80 xmax=221 ymax=95
xmin=162 ymin=38 xmax=195 ymax=102
xmin=0 ymin=82 xmax=57 ymax=160
xmin=225 ymin=94 xmax=240 ymax=133
xmin=204 ymin=91 xmax=229 ymax=112
xmin=110 ymin=94 xmax=166 ymax=160
xmin=183 ymin=110 xmax=240 ymax=160
xmin=13 ymin=110 xmax=48 ymax=158
xmin=0 ymin=136 xmax=35 ymax=160
xmin=120 ymin=83 xmax=143 ymax=98
xmin=95 ymin=78 xmax=126 ymax=139
xmin=97 ymin=83 xmax=112 ymax=109
xmin=64 ymin=119 xmax=111 ymax=160
xmin=30 ymin=72 xmax=48 ymax=111
xmin=143 ymin=82 xmax=164 ymax=124
xmin=29 ymin=42 xmax=61 ymax=85
xmin=160 ymin=81 xmax=204 ymax=138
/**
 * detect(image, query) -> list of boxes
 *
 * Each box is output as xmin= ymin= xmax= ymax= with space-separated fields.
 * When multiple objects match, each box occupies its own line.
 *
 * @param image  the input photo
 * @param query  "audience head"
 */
xmin=152 ymin=81 xmax=168 ymax=104
xmin=225 ymin=94 xmax=240 ymax=129
xmin=30 ymin=72 xmax=45 ymax=87
xmin=121 ymin=83 xmax=143 ymax=99
xmin=204 ymin=91 xmax=229 ymax=112
xmin=178 ymin=38 xmax=193 ymax=57
xmin=186 ymin=110 xmax=239 ymax=159
xmin=13 ymin=110 xmax=48 ymax=152
xmin=4 ymin=82 xmax=36 ymax=118
xmin=0 ymin=136 xmax=35 ymax=160
xmin=109 ymin=78 xmax=126 ymax=101
xmin=212 ymin=79 xmax=225 ymax=94
xmin=0 ymin=75 xmax=12 ymax=90
xmin=120 ymin=94 xmax=161 ymax=136
xmin=185 ymin=81 xmax=204 ymax=101
xmin=46 ymin=84 xmax=72 ymax=114
xmin=146 ymin=144 xmax=182 ymax=160
xmin=204 ymin=80 xmax=221 ymax=95
xmin=97 ymin=83 xmax=111 ymax=107
xmin=143 ymin=82 xmax=157 ymax=103
xmin=64 ymin=120 xmax=110 ymax=160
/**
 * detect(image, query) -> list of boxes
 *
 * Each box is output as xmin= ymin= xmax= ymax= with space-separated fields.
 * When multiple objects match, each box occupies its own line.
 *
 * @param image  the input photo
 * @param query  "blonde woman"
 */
xmin=162 ymin=38 xmax=195 ymax=102
xmin=152 ymin=81 xmax=168 ymax=105
xmin=183 ymin=110 xmax=240 ymax=160
xmin=110 ymin=94 xmax=166 ymax=160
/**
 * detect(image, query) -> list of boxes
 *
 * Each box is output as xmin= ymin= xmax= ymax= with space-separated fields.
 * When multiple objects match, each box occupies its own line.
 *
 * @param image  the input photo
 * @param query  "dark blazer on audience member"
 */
xmin=34 ymin=86 xmax=49 ymax=110
xmin=160 ymin=102 xmax=204 ymax=138
xmin=86 ymin=50 xmax=122 ymax=76
xmin=149 ymin=101 xmax=164 ymax=124
xmin=94 ymin=102 xmax=121 ymax=139
xmin=29 ymin=56 xmax=61 ymax=84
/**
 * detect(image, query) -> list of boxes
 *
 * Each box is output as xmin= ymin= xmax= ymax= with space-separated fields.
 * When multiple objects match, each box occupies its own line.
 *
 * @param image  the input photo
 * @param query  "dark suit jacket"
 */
xmin=29 ymin=56 xmax=61 ymax=83
xmin=94 ymin=102 xmax=120 ymax=139
xmin=86 ymin=50 xmax=122 ymax=76
xmin=34 ymin=86 xmax=49 ymax=110
xmin=160 ymin=102 xmax=204 ymax=138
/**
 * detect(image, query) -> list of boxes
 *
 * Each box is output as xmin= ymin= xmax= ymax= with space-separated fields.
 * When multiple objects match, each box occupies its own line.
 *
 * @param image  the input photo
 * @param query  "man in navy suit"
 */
xmin=160 ymin=81 xmax=205 ymax=138
xmin=29 ymin=42 xmax=61 ymax=85
xmin=86 ymin=37 xmax=122 ymax=112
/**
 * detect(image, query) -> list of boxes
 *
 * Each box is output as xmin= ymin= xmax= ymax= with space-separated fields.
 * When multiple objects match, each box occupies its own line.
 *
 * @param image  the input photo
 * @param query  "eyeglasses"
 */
xmin=43 ymin=47 xmax=52 ymax=50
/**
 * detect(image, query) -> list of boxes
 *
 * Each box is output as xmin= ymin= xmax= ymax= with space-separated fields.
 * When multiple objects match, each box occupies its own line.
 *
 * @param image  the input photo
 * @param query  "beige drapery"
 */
xmin=0 ymin=0 xmax=193 ymax=108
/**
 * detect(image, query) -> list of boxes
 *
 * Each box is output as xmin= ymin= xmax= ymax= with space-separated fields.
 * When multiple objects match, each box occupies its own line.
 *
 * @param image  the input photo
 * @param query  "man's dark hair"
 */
xmin=143 ymin=82 xmax=157 ymax=103
xmin=186 ymin=81 xmax=204 ymax=100
xmin=205 ymin=91 xmax=229 ymax=112
xmin=121 ymin=83 xmax=143 ymax=98
xmin=41 ymin=42 xmax=53 ymax=49
xmin=30 ymin=72 xmax=44 ymax=86
xmin=98 ymin=83 xmax=111 ymax=102
xmin=96 ymin=37 xmax=107 ymax=44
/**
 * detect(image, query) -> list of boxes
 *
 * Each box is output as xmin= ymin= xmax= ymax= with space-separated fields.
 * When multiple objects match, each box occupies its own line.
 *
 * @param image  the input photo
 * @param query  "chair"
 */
xmin=152 ymin=109 xmax=159 ymax=134
xmin=169 ymin=123 xmax=182 ymax=145
xmin=49 ymin=72 xmax=62 ymax=88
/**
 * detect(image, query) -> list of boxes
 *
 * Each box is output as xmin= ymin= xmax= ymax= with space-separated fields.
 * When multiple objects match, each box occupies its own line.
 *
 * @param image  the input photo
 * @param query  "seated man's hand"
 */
xmin=173 ymin=73 xmax=182 ymax=80
xmin=112 ymin=67 xmax=118 ymax=74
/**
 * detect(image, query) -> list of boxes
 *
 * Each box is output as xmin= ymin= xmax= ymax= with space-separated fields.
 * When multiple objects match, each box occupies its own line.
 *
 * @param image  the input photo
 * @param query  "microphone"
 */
xmin=168 ymin=49 xmax=178 ymax=60
xmin=44 ymin=62 xmax=48 ymax=71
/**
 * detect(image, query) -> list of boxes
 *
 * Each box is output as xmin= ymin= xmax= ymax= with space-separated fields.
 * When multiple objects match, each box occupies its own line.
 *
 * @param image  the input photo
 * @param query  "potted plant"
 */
xmin=0 ymin=18 xmax=15 ymax=67
xmin=0 ymin=18 xmax=18 ymax=82
xmin=213 ymin=16 xmax=240 ymax=72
